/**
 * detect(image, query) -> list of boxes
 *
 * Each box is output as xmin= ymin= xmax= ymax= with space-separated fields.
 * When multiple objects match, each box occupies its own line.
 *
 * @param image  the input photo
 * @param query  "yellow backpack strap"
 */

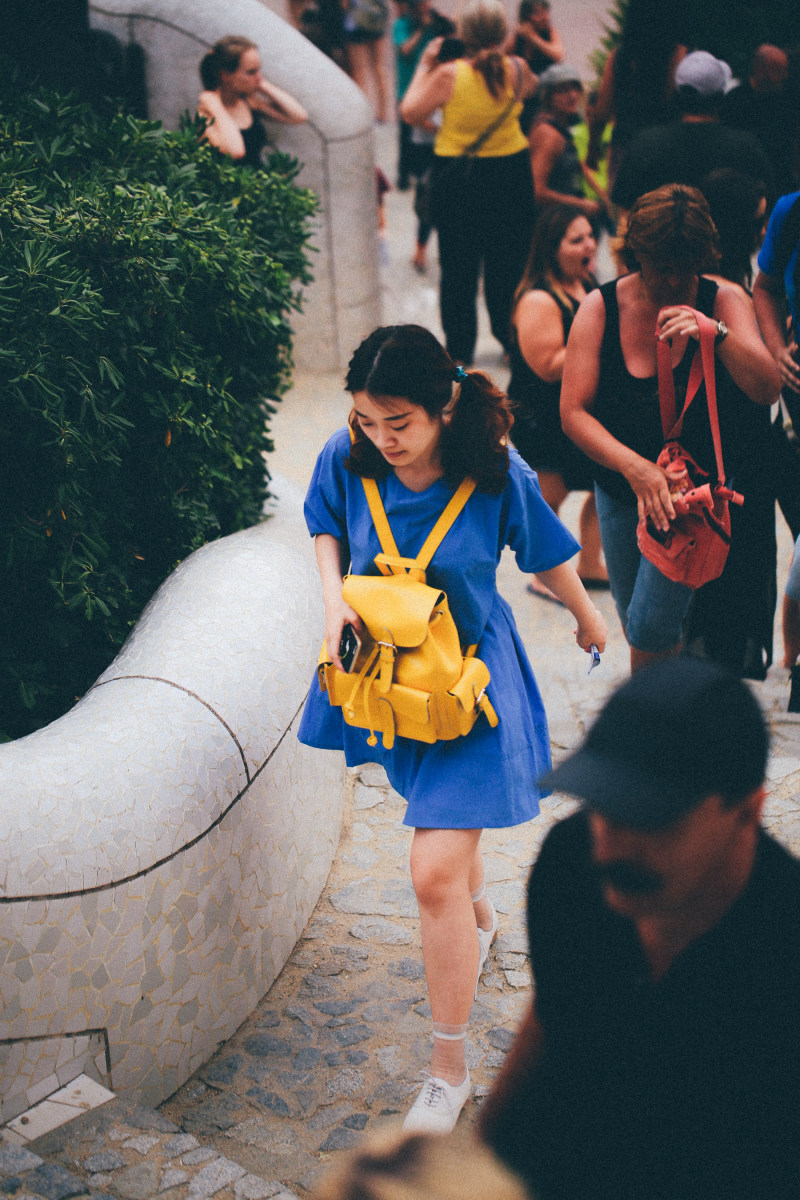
xmin=362 ymin=477 xmax=401 ymax=558
xmin=415 ymin=477 xmax=476 ymax=570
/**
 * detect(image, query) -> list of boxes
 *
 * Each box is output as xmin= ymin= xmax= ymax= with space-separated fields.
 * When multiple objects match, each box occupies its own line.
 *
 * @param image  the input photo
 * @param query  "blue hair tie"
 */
xmin=454 ymin=365 xmax=468 ymax=382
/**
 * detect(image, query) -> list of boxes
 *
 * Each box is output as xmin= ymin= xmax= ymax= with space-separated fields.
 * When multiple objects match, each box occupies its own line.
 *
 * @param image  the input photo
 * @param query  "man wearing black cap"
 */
xmin=480 ymin=658 xmax=800 ymax=1200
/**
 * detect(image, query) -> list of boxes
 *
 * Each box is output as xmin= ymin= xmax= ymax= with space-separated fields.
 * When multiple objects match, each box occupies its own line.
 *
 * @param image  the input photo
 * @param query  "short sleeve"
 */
xmin=757 ymin=194 xmax=792 ymax=278
xmin=501 ymin=449 xmax=580 ymax=573
xmin=393 ymin=15 xmax=412 ymax=47
xmin=303 ymin=428 xmax=351 ymax=540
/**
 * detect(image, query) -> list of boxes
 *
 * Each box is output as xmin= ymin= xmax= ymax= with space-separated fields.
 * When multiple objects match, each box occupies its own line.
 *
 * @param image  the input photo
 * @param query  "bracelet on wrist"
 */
xmin=714 ymin=319 xmax=729 ymax=347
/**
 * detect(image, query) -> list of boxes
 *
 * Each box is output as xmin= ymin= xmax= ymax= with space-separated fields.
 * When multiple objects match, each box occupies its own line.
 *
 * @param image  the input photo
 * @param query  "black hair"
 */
xmin=674 ymin=83 xmax=722 ymax=117
xmin=700 ymin=168 xmax=766 ymax=290
xmin=344 ymin=325 xmax=512 ymax=494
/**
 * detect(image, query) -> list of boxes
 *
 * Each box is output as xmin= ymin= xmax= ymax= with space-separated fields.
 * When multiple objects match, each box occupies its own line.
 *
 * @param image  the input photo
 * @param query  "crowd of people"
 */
xmin=196 ymin=8 xmax=800 ymax=1200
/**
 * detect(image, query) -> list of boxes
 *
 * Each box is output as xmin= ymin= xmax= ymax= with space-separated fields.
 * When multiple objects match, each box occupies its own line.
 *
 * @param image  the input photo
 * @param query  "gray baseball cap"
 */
xmin=674 ymin=50 xmax=732 ymax=96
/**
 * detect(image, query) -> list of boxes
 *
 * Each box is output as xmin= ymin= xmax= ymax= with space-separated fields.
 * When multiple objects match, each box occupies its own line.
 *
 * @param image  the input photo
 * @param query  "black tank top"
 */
xmin=592 ymin=275 xmax=761 ymax=504
xmin=508 ymin=281 xmax=581 ymax=419
xmin=241 ymin=117 xmax=267 ymax=169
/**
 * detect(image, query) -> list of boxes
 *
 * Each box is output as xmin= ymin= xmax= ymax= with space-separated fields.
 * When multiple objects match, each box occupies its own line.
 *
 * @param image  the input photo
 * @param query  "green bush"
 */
xmin=0 ymin=89 xmax=317 ymax=740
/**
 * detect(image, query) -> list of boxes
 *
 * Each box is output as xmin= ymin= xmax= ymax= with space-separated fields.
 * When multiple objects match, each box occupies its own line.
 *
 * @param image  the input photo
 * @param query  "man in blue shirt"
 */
xmin=753 ymin=189 xmax=800 ymax=394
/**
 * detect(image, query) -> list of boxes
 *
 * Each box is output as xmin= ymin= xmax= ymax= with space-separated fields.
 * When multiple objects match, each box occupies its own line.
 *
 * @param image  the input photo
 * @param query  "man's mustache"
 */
xmin=594 ymin=860 xmax=663 ymax=895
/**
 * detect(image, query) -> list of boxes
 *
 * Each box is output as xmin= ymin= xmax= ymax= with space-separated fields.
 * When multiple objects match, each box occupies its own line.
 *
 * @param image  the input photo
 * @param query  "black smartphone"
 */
xmin=339 ymin=624 xmax=362 ymax=673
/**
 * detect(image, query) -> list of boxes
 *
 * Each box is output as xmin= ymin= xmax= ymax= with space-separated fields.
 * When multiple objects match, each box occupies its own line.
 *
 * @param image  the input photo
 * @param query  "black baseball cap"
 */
xmin=539 ymin=658 xmax=768 ymax=830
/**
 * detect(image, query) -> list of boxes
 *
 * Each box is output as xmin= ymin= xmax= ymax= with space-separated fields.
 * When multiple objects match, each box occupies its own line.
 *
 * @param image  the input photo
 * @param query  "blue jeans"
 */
xmin=595 ymin=485 xmax=694 ymax=653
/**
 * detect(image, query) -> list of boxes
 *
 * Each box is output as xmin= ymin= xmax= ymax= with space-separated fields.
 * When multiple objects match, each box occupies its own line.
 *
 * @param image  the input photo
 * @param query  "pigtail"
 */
xmin=472 ymin=49 xmax=507 ymax=99
xmin=443 ymin=369 xmax=512 ymax=494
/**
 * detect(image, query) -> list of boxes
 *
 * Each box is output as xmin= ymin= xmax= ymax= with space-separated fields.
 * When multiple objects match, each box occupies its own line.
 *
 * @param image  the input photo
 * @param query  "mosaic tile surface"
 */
xmin=0 ymin=511 xmax=345 ymax=1121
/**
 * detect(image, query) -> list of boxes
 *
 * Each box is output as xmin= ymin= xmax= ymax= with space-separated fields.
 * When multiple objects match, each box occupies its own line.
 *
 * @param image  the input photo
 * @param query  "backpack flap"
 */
xmin=343 ymin=574 xmax=443 ymax=648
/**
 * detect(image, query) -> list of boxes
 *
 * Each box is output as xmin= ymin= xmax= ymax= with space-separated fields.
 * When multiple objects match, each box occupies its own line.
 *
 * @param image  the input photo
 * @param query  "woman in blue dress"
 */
xmin=298 ymin=325 xmax=607 ymax=1133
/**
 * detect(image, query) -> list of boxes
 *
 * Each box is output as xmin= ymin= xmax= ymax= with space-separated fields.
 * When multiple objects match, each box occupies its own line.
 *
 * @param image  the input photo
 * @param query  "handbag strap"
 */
xmin=361 ymin=475 xmax=476 ymax=569
xmin=655 ymin=307 xmax=726 ymax=485
xmin=462 ymin=57 xmax=522 ymax=158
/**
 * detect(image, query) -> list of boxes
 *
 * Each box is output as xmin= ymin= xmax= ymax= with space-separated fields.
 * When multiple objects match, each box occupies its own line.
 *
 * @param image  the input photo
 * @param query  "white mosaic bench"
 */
xmin=0 ymin=479 xmax=343 ymax=1124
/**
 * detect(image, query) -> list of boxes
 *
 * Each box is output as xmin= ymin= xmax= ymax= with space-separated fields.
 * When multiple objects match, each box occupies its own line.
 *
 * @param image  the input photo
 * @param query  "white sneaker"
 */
xmin=475 ymin=902 xmax=498 ymax=996
xmin=402 ymin=1071 xmax=471 ymax=1134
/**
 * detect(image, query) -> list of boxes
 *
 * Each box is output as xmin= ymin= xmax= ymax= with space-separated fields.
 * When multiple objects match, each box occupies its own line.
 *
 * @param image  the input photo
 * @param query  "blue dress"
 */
xmin=297 ymin=428 xmax=580 ymax=829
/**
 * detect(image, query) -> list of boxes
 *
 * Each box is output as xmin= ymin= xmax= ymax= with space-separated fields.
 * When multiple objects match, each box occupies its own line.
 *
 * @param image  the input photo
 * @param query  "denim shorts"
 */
xmin=787 ymin=533 xmax=800 ymax=602
xmin=594 ymin=485 xmax=694 ymax=653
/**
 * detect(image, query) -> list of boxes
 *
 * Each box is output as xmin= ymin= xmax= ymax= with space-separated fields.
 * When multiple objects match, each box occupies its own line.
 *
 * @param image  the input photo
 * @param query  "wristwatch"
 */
xmin=715 ymin=319 xmax=729 ymax=347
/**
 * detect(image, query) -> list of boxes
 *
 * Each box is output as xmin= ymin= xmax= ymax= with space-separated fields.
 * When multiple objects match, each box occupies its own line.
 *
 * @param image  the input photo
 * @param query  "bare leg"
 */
xmin=348 ymin=42 xmax=371 ymax=103
xmin=410 ymin=827 xmax=483 ymax=1084
xmin=630 ymin=643 xmax=680 ymax=673
xmin=468 ymin=844 xmax=493 ymax=931
xmin=783 ymin=594 xmax=800 ymax=667
xmin=368 ymin=36 xmax=391 ymax=123
xmin=576 ymin=492 xmax=608 ymax=582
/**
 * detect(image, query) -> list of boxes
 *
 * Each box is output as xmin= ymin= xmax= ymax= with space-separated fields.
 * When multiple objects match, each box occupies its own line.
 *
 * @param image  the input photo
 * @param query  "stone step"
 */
xmin=0 ymin=1094 xmax=296 ymax=1200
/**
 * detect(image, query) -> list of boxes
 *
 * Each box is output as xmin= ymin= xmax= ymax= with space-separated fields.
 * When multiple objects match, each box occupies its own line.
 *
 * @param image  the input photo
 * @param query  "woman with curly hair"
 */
xmin=561 ymin=184 xmax=780 ymax=672
xmin=298 ymin=324 xmax=606 ymax=1133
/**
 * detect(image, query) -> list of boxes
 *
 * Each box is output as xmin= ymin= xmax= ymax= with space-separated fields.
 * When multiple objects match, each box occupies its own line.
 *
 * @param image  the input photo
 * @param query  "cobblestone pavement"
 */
xmin=152 ymin=124 xmax=800 ymax=1196
xmin=2 ymin=124 xmax=798 ymax=1200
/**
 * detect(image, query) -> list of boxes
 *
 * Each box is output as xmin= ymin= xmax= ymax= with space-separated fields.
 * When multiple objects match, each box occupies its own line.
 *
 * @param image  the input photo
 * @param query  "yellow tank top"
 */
xmin=435 ymin=58 xmax=527 ymax=158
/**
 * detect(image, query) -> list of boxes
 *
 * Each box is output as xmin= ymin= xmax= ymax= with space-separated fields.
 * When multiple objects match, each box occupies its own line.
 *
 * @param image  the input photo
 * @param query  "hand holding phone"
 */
xmin=339 ymin=624 xmax=362 ymax=673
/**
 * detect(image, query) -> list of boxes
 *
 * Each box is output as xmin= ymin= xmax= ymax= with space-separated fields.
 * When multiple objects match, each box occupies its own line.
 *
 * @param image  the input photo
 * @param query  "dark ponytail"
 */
xmin=344 ymin=325 xmax=512 ymax=494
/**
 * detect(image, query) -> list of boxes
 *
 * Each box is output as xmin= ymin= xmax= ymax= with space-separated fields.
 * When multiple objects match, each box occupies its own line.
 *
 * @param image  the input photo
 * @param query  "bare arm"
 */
xmin=753 ymin=268 xmax=800 ymax=394
xmin=251 ymin=80 xmax=308 ymax=124
xmin=561 ymin=290 xmax=677 ymax=532
xmin=657 ymin=288 xmax=781 ymax=406
xmin=516 ymin=21 xmax=564 ymax=64
xmin=398 ymin=39 xmax=455 ymax=124
xmin=529 ymin=122 xmax=600 ymax=216
xmin=315 ymin=534 xmax=363 ymax=673
xmin=515 ymin=290 xmax=568 ymax=382
xmin=535 ymin=561 xmax=608 ymax=652
xmin=198 ymin=91 xmax=246 ymax=158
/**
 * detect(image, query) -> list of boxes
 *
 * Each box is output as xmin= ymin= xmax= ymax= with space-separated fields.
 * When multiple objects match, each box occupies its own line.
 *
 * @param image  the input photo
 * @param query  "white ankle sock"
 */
xmin=431 ymin=1021 xmax=468 ymax=1084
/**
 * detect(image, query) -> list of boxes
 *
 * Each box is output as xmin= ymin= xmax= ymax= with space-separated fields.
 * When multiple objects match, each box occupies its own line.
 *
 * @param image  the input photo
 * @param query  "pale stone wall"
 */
xmin=89 ymin=0 xmax=381 ymax=369
xmin=0 ymin=479 xmax=344 ymax=1119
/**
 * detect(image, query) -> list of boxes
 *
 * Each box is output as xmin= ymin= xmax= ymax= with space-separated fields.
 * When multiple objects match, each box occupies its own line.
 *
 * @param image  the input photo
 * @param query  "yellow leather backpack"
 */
xmin=318 ymin=476 xmax=499 ymax=750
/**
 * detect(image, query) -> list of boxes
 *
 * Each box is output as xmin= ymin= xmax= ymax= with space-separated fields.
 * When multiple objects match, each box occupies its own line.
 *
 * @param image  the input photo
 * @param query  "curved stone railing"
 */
xmin=89 ymin=0 xmax=381 ymax=371
xmin=0 ymin=478 xmax=344 ymax=1122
